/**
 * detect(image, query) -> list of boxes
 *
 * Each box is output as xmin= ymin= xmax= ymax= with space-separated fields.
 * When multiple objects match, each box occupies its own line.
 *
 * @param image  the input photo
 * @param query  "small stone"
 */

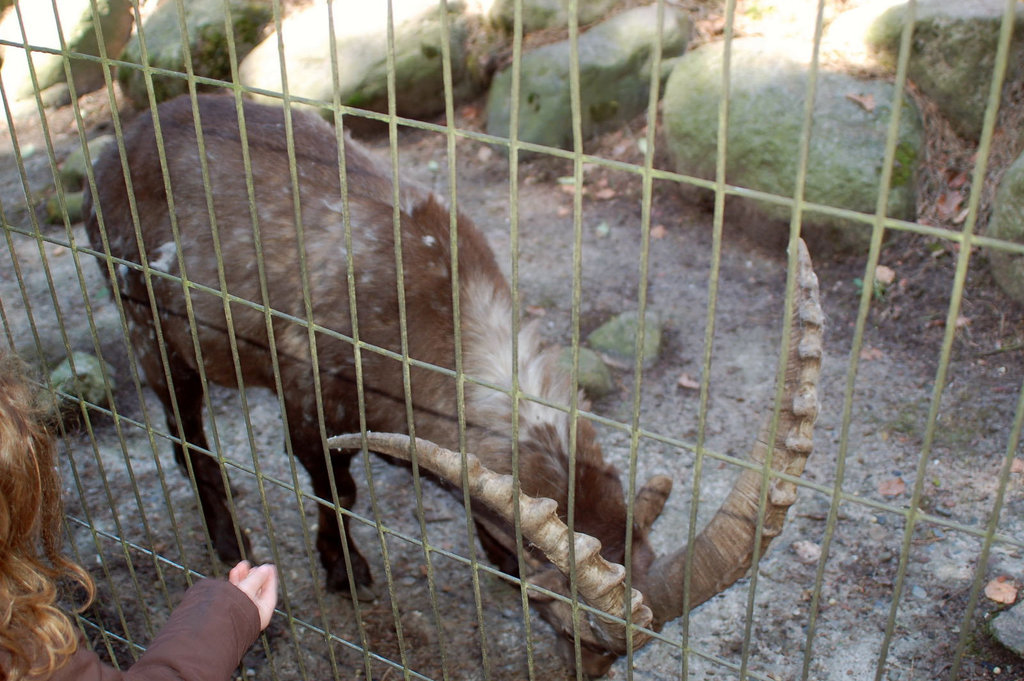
xmin=59 ymin=134 xmax=115 ymax=190
xmin=557 ymin=346 xmax=614 ymax=398
xmin=49 ymin=351 xmax=115 ymax=412
xmin=990 ymin=601 xmax=1024 ymax=657
xmin=586 ymin=310 xmax=662 ymax=370
xmin=792 ymin=539 xmax=822 ymax=564
xmin=44 ymin=191 xmax=85 ymax=224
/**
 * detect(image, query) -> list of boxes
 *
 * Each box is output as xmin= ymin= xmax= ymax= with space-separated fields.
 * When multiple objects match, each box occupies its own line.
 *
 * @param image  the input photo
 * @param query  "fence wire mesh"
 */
xmin=1 ymin=1 xmax=1023 ymax=680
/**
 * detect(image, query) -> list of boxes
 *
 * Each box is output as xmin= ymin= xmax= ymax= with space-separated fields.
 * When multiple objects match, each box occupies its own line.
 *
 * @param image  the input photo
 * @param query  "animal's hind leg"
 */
xmin=137 ymin=341 xmax=251 ymax=565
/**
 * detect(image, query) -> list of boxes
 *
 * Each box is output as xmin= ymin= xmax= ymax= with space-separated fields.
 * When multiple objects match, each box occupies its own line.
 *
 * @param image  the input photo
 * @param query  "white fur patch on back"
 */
xmin=461 ymin=277 xmax=571 ymax=447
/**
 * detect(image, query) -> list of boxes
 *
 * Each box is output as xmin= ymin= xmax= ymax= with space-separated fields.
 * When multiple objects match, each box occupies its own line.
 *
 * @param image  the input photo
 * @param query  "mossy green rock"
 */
xmin=59 ymin=134 xmax=115 ymax=190
xmin=118 ymin=0 xmax=272 ymax=106
xmin=49 ymin=351 xmax=114 ymax=408
xmin=486 ymin=5 xmax=690 ymax=152
xmin=662 ymin=38 xmax=923 ymax=254
xmin=0 ymin=0 xmax=134 ymax=101
xmin=239 ymin=0 xmax=478 ymax=120
xmin=986 ymin=150 xmax=1024 ymax=305
xmin=586 ymin=310 xmax=662 ymax=370
xmin=488 ymin=0 xmax=621 ymax=33
xmin=44 ymin=191 xmax=85 ymax=224
xmin=866 ymin=0 xmax=1024 ymax=142
xmin=557 ymin=346 xmax=614 ymax=398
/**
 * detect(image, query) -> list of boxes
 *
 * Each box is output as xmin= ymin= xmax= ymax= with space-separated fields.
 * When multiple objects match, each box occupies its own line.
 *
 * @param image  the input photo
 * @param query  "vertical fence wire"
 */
xmin=434 ymin=3 xmax=488 ymax=680
xmin=503 ymin=1 xmax=539 ymax=678
xmin=734 ymin=4 xmax=827 ymax=680
xmin=802 ymin=1 xmax=918 ymax=679
xmin=563 ymin=1 xmax=586 ymax=676
xmin=624 ymin=1 xmax=668 ymax=677
xmin=322 ymin=1 xmax=384 ymax=676
xmin=877 ymin=2 xmax=1019 ymax=679
xmin=681 ymin=0 xmax=736 ymax=676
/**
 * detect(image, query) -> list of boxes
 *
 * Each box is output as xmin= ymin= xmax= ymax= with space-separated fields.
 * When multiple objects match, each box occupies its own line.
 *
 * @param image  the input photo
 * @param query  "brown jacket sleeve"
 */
xmin=53 ymin=579 xmax=262 ymax=681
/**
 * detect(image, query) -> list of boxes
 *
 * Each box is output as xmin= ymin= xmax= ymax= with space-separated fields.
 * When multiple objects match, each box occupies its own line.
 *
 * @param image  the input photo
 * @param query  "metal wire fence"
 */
xmin=1 ymin=1 xmax=1022 ymax=680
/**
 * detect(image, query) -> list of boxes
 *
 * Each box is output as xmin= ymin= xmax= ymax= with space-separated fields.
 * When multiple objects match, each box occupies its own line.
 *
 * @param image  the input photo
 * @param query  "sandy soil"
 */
xmin=1 ymin=74 xmax=1023 ymax=681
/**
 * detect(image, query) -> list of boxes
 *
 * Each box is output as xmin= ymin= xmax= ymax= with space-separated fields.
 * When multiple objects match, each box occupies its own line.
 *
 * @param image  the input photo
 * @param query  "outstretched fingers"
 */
xmin=230 ymin=561 xmax=279 ymax=630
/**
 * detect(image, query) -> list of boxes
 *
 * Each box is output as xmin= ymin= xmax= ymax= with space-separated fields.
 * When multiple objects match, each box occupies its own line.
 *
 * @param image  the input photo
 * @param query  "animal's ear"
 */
xmin=525 ymin=568 xmax=565 ymax=603
xmin=411 ymin=192 xmax=449 ymax=218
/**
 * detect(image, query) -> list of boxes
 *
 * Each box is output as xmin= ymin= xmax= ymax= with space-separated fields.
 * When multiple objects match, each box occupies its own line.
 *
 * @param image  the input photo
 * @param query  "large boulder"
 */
xmin=662 ymin=38 xmax=923 ymax=254
xmin=866 ymin=0 xmax=1024 ymax=141
xmin=986 ymin=150 xmax=1024 ymax=305
xmin=238 ymin=0 xmax=480 ymax=120
xmin=0 ymin=0 xmax=134 ymax=102
xmin=118 ymin=0 xmax=272 ymax=106
xmin=486 ymin=4 xmax=690 ymax=152
xmin=488 ymin=0 xmax=621 ymax=33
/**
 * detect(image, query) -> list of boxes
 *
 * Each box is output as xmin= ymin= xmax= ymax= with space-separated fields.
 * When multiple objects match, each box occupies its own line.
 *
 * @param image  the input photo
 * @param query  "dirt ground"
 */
xmin=2 ymin=51 xmax=1024 ymax=681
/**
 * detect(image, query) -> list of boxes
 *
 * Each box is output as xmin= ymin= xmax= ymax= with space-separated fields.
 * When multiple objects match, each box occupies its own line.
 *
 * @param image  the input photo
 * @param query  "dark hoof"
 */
xmin=212 ymin=520 xmax=251 ymax=565
xmin=325 ymin=562 xmax=376 ymax=601
xmin=352 ymin=582 xmax=378 ymax=602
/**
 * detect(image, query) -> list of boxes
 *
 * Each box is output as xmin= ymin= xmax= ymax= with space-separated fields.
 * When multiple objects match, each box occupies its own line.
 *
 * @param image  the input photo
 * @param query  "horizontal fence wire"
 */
xmin=1 ymin=0 xmax=1023 ymax=680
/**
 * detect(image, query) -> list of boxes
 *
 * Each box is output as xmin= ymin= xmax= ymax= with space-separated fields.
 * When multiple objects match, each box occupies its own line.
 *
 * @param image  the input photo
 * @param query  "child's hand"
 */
xmin=229 ymin=561 xmax=278 ymax=630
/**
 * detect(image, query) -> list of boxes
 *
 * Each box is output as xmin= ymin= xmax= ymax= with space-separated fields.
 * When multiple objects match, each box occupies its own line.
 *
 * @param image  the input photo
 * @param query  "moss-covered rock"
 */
xmin=49 ymin=351 xmax=114 ymax=411
xmin=557 ymin=346 xmax=614 ymax=399
xmin=487 ymin=0 xmax=621 ymax=33
xmin=0 ymin=0 xmax=134 ymax=102
xmin=118 ymin=0 xmax=272 ymax=106
xmin=586 ymin=310 xmax=662 ymax=371
xmin=239 ymin=0 xmax=479 ymax=120
xmin=59 ymin=133 xmax=115 ymax=190
xmin=986 ymin=150 xmax=1024 ymax=304
xmin=486 ymin=4 xmax=690 ymax=152
xmin=866 ymin=0 xmax=1024 ymax=141
xmin=662 ymin=38 xmax=923 ymax=254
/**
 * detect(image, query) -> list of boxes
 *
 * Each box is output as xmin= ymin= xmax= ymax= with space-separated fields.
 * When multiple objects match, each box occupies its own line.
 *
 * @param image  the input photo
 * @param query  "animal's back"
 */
xmin=85 ymin=94 xmax=506 ymax=441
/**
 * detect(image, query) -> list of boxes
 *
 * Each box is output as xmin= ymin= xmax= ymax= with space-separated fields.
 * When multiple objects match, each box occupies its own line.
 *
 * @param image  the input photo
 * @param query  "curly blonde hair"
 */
xmin=0 ymin=353 xmax=94 ymax=681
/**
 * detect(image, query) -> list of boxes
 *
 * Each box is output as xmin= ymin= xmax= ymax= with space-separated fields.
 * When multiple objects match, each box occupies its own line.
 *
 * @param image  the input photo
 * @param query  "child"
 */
xmin=0 ymin=352 xmax=278 ymax=681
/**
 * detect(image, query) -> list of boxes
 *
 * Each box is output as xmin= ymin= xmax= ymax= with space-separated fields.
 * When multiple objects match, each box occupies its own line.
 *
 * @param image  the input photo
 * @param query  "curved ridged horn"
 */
xmin=326 ymin=431 xmax=653 ymax=652
xmin=635 ymin=238 xmax=824 ymax=626
xmin=328 ymin=238 xmax=823 ymax=657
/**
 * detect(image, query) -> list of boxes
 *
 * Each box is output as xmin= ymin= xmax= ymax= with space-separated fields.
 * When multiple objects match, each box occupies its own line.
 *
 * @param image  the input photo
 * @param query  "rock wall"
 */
xmin=7 ymin=0 xmax=1024 ymax=297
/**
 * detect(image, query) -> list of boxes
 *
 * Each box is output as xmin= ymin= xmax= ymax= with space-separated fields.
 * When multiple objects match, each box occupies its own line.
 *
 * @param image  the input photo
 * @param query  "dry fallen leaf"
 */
xmin=1011 ymin=457 xmax=1024 ymax=474
xmin=677 ymin=372 xmax=700 ymax=390
xmin=877 ymin=477 xmax=906 ymax=496
xmin=984 ymin=576 xmax=1018 ymax=605
xmin=936 ymin=190 xmax=964 ymax=219
xmin=650 ymin=224 xmax=668 ymax=239
xmin=946 ymin=168 xmax=969 ymax=189
xmin=860 ymin=346 xmax=884 ymax=361
xmin=846 ymin=93 xmax=876 ymax=112
xmin=875 ymin=265 xmax=896 ymax=286
xmin=594 ymin=187 xmax=616 ymax=200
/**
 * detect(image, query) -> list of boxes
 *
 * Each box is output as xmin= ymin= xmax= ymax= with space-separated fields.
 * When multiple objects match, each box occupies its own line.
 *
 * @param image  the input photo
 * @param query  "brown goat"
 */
xmin=84 ymin=94 xmax=822 ymax=676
